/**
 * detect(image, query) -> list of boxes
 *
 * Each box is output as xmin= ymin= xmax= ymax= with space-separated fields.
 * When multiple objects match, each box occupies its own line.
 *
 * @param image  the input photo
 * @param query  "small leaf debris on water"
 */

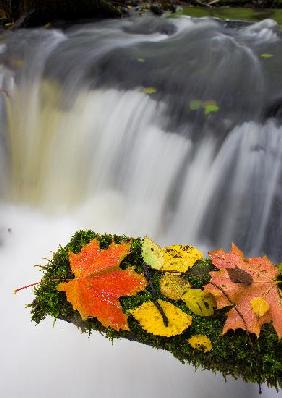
xmin=260 ymin=53 xmax=273 ymax=59
xmin=189 ymin=99 xmax=202 ymax=110
xmin=189 ymin=99 xmax=219 ymax=115
xmin=137 ymin=58 xmax=145 ymax=63
xmin=203 ymin=101 xmax=220 ymax=115
xmin=143 ymin=87 xmax=157 ymax=95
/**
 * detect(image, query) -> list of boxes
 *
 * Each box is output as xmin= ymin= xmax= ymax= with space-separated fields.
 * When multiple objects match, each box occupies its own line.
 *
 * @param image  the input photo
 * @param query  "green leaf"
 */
xmin=142 ymin=237 xmax=163 ymax=270
xmin=189 ymin=99 xmax=202 ymax=111
xmin=143 ymin=87 xmax=157 ymax=95
xmin=260 ymin=53 xmax=273 ymax=59
xmin=204 ymin=101 xmax=219 ymax=115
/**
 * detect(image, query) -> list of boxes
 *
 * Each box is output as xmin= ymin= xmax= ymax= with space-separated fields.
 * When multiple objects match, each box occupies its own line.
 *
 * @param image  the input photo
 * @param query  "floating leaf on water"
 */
xmin=130 ymin=299 xmax=192 ymax=336
xmin=260 ymin=53 xmax=273 ymax=59
xmin=137 ymin=57 xmax=145 ymax=63
xmin=203 ymin=101 xmax=219 ymax=115
xmin=189 ymin=99 xmax=202 ymax=111
xmin=182 ymin=289 xmax=215 ymax=316
xmin=143 ymin=86 xmax=157 ymax=94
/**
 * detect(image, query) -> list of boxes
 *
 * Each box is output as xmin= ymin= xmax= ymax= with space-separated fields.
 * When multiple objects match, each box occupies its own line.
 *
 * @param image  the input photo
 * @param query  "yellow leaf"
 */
xmin=251 ymin=297 xmax=270 ymax=318
xmin=142 ymin=237 xmax=203 ymax=273
xmin=160 ymin=273 xmax=191 ymax=300
xmin=130 ymin=300 xmax=192 ymax=337
xmin=188 ymin=335 xmax=212 ymax=352
xmin=162 ymin=244 xmax=203 ymax=272
xmin=182 ymin=289 xmax=215 ymax=316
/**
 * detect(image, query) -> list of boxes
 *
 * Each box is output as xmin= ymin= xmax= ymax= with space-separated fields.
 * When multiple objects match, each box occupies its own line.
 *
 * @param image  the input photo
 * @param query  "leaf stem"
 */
xmin=142 ymin=262 xmax=169 ymax=327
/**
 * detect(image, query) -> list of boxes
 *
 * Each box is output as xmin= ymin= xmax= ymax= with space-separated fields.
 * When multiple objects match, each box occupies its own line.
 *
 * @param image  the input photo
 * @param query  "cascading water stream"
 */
xmin=0 ymin=15 xmax=281 ymax=398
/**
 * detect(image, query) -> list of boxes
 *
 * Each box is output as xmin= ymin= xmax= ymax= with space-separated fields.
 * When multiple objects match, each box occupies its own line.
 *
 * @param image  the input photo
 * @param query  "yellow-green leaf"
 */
xmin=142 ymin=237 xmax=164 ymax=270
xmin=182 ymin=289 xmax=215 ymax=316
xmin=204 ymin=101 xmax=219 ymax=115
xmin=142 ymin=237 xmax=203 ymax=272
xmin=144 ymin=86 xmax=157 ymax=95
xmin=260 ymin=53 xmax=273 ymax=59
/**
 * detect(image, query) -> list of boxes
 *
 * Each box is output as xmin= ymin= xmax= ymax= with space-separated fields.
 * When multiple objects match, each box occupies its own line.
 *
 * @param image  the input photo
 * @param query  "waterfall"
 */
xmin=0 ymin=15 xmax=281 ymax=398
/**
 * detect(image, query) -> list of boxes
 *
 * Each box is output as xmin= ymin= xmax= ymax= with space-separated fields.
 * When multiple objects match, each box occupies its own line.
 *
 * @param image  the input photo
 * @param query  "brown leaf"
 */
xmin=204 ymin=244 xmax=282 ymax=338
xmin=227 ymin=268 xmax=253 ymax=286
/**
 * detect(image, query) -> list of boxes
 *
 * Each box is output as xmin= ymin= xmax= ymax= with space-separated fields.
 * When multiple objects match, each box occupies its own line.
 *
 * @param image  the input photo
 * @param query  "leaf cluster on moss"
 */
xmin=29 ymin=230 xmax=282 ymax=390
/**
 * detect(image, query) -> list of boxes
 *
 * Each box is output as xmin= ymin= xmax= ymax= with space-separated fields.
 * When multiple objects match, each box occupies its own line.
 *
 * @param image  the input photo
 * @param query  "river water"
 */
xmin=0 ymin=15 xmax=281 ymax=397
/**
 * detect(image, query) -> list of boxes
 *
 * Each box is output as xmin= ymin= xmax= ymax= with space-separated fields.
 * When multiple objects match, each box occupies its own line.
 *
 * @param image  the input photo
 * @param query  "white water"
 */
xmin=0 ymin=16 xmax=281 ymax=397
xmin=0 ymin=204 xmax=262 ymax=398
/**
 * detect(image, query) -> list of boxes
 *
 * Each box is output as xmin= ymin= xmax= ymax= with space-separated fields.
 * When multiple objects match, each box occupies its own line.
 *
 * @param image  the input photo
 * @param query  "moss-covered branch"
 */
xmin=28 ymin=231 xmax=282 ymax=389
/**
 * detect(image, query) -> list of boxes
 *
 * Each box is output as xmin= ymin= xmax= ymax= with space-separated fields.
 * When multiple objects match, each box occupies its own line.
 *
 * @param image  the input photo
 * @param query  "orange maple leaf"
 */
xmin=57 ymin=239 xmax=147 ymax=331
xmin=204 ymin=244 xmax=282 ymax=338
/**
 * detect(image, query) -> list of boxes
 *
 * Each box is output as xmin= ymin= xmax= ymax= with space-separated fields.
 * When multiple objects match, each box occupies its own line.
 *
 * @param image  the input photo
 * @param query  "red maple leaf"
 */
xmin=58 ymin=239 xmax=147 ymax=331
xmin=204 ymin=244 xmax=282 ymax=338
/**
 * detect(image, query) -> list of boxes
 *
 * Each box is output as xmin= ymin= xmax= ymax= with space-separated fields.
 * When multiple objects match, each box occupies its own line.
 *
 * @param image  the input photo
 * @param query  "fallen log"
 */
xmin=27 ymin=230 xmax=282 ymax=389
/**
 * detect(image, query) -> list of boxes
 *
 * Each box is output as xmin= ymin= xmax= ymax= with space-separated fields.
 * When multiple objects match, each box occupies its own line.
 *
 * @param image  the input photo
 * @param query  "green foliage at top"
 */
xmin=29 ymin=230 xmax=282 ymax=390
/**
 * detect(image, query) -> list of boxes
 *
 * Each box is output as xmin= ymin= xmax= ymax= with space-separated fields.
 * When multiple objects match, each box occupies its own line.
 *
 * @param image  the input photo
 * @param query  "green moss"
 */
xmin=172 ymin=7 xmax=282 ymax=25
xmin=29 ymin=230 xmax=282 ymax=390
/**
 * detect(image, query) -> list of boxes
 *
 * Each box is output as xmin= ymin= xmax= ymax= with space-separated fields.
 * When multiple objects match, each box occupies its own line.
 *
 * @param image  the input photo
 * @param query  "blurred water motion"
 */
xmin=0 ymin=15 xmax=282 ymax=398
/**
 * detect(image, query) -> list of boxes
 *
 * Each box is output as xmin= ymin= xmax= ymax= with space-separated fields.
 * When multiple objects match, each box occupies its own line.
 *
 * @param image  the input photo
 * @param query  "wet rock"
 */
xmin=150 ymin=3 xmax=163 ymax=15
xmin=123 ymin=15 xmax=176 ymax=35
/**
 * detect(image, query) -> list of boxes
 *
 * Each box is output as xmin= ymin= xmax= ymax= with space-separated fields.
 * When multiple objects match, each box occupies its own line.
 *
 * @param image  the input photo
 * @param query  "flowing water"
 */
xmin=0 ymin=15 xmax=281 ymax=397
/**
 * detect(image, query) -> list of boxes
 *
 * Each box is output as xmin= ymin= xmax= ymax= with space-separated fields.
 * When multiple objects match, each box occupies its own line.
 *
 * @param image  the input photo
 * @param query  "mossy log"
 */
xmin=29 ymin=230 xmax=282 ymax=390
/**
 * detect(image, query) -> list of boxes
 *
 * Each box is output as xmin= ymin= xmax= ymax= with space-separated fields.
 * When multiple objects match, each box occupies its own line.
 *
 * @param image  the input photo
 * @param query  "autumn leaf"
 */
xmin=188 ymin=335 xmax=212 ymax=352
xmin=130 ymin=299 xmax=192 ymax=336
xmin=182 ymin=289 xmax=215 ymax=316
xmin=204 ymin=244 xmax=282 ymax=338
xmin=142 ymin=237 xmax=203 ymax=272
xmin=57 ymin=239 xmax=147 ymax=331
xmin=160 ymin=273 xmax=191 ymax=300
xmin=159 ymin=272 xmax=215 ymax=316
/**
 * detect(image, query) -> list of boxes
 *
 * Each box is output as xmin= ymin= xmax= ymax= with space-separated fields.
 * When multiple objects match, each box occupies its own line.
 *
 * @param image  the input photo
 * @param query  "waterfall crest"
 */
xmin=1 ymin=16 xmax=282 ymax=260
